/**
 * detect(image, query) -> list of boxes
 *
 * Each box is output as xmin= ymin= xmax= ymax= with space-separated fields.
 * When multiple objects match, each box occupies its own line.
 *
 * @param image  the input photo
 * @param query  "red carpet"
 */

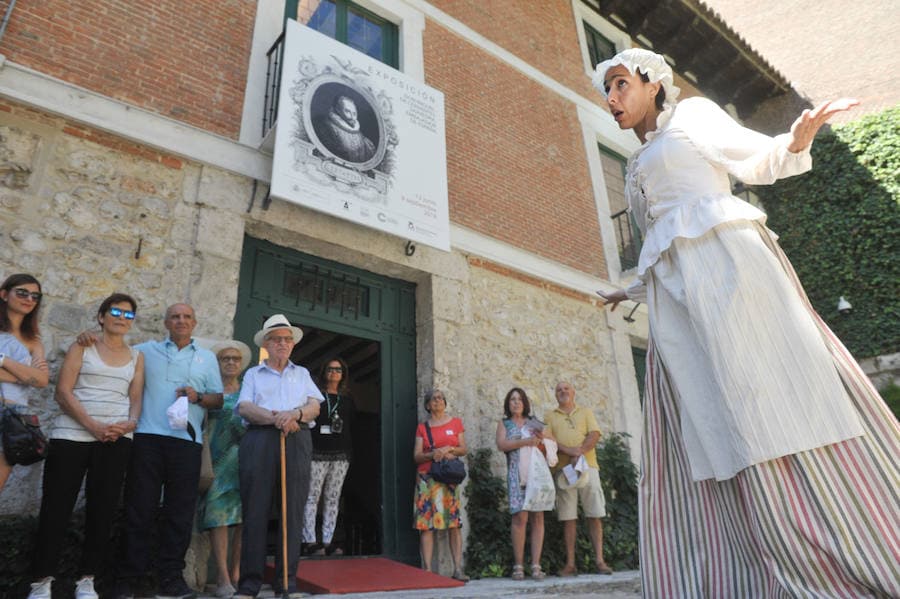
xmin=289 ymin=557 xmax=466 ymax=594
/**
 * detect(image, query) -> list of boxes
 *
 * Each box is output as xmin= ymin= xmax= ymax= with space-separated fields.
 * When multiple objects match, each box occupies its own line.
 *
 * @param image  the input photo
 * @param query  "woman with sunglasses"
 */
xmin=28 ymin=293 xmax=144 ymax=599
xmin=0 ymin=273 xmax=50 ymax=492
xmin=303 ymin=356 xmax=356 ymax=556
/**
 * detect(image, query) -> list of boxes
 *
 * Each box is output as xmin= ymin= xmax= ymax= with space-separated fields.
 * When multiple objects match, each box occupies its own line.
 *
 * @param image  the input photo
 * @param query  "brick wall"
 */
xmin=429 ymin=0 xmax=599 ymax=101
xmin=0 ymin=0 xmax=257 ymax=138
xmin=425 ymin=21 xmax=608 ymax=278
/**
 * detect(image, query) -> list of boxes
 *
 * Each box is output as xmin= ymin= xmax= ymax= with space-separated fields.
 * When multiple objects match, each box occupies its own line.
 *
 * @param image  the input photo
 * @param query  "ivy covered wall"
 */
xmin=756 ymin=105 xmax=900 ymax=358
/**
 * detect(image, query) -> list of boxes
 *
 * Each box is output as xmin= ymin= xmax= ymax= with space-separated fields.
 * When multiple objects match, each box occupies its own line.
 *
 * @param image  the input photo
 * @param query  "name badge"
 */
xmin=320 ymin=425 xmax=332 ymax=435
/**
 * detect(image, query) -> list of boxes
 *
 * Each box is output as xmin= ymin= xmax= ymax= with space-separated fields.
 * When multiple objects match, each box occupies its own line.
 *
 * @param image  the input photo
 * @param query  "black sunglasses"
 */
xmin=12 ymin=288 xmax=42 ymax=301
xmin=325 ymin=366 xmax=344 ymax=373
xmin=109 ymin=307 xmax=136 ymax=320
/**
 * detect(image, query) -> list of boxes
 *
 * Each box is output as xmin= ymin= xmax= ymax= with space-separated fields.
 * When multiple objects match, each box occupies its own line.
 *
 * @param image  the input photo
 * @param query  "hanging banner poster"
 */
xmin=270 ymin=19 xmax=450 ymax=251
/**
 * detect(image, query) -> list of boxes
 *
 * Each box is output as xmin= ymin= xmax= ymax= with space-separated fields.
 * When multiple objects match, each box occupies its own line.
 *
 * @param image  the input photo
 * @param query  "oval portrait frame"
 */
xmin=303 ymin=75 xmax=386 ymax=172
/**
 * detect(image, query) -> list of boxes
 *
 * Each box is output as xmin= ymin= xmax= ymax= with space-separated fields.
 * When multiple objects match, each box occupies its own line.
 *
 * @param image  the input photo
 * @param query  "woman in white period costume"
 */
xmin=595 ymin=48 xmax=899 ymax=598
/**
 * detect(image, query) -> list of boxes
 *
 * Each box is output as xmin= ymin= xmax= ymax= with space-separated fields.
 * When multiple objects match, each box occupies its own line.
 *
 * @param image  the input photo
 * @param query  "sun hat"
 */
xmin=252 ymin=314 xmax=304 ymax=347
xmin=592 ymin=48 xmax=681 ymax=111
xmin=211 ymin=339 xmax=253 ymax=371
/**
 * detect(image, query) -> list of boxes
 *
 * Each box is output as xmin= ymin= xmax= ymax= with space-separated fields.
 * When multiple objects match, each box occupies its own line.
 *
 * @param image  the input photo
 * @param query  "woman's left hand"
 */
xmin=788 ymin=98 xmax=859 ymax=152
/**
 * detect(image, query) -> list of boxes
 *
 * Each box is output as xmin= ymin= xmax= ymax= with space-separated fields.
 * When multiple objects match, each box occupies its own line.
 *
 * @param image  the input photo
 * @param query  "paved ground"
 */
xmin=195 ymin=571 xmax=642 ymax=598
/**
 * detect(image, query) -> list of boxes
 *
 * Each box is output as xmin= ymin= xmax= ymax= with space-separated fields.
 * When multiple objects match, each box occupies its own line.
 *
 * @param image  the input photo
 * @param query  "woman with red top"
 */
xmin=412 ymin=389 xmax=469 ymax=581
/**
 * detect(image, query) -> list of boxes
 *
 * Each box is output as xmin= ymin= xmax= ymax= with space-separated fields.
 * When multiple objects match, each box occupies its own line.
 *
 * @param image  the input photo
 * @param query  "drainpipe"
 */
xmin=0 ymin=0 xmax=18 ymax=68
xmin=0 ymin=0 xmax=17 ymax=45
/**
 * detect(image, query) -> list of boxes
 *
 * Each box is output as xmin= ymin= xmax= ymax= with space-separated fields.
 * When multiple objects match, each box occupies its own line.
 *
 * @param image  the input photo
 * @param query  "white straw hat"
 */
xmin=252 ymin=314 xmax=303 ymax=347
xmin=211 ymin=339 xmax=253 ymax=371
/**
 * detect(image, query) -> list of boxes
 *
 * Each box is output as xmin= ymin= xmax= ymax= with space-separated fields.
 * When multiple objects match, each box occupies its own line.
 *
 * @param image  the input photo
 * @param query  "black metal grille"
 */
xmin=262 ymin=32 xmax=285 ymax=137
xmin=283 ymin=263 xmax=370 ymax=319
xmin=612 ymin=208 xmax=641 ymax=271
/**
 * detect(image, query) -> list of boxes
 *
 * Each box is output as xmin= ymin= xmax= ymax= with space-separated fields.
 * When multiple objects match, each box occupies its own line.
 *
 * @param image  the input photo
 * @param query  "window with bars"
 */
xmin=598 ymin=144 xmax=641 ymax=271
xmin=297 ymin=0 xmax=399 ymax=68
xmin=283 ymin=263 xmax=371 ymax=319
xmin=584 ymin=21 xmax=617 ymax=68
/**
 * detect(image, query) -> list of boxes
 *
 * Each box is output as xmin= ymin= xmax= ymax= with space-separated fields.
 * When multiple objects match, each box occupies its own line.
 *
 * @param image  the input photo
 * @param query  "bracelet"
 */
xmin=297 ymin=407 xmax=304 ymax=422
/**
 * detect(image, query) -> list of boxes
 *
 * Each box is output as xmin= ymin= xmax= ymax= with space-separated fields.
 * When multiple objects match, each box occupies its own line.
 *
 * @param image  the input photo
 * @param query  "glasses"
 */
xmin=219 ymin=355 xmax=242 ymax=363
xmin=267 ymin=336 xmax=294 ymax=345
xmin=12 ymin=288 xmax=42 ymax=301
xmin=109 ymin=307 xmax=136 ymax=320
xmin=326 ymin=366 xmax=344 ymax=373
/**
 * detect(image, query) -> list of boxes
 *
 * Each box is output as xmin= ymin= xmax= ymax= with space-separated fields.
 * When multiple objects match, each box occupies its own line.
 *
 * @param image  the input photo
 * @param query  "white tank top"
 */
xmin=51 ymin=344 xmax=138 ymax=442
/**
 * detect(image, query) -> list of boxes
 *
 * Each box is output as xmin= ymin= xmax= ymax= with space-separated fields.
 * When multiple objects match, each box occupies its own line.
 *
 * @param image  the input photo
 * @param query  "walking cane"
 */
xmin=280 ymin=431 xmax=289 ymax=599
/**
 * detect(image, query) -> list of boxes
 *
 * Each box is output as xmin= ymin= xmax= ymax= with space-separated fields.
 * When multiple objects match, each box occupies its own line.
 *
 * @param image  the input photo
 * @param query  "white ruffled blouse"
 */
xmin=624 ymin=97 xmax=811 ymax=300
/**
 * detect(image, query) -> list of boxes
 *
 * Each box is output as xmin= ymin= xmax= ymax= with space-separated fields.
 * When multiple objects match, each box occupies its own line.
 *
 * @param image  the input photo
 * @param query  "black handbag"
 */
xmin=1 ymin=406 xmax=50 ymax=465
xmin=424 ymin=422 xmax=466 ymax=485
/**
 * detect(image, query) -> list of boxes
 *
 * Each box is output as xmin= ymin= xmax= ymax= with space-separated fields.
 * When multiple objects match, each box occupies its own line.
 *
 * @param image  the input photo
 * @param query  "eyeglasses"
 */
xmin=219 ymin=355 xmax=243 ymax=363
xmin=12 ymin=288 xmax=42 ymax=301
xmin=325 ymin=366 xmax=343 ymax=373
xmin=109 ymin=307 xmax=136 ymax=320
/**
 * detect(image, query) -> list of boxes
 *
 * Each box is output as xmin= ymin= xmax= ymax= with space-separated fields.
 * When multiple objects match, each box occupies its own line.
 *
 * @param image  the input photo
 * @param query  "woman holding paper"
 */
xmin=495 ymin=387 xmax=554 ymax=581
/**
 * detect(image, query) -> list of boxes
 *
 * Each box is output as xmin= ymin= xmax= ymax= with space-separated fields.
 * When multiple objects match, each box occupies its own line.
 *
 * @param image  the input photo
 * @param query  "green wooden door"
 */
xmin=235 ymin=236 xmax=419 ymax=564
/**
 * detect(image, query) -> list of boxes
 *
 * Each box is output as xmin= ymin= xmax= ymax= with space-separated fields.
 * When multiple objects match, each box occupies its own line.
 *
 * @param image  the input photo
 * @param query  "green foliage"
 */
xmin=754 ymin=105 xmax=900 ymax=358
xmin=464 ymin=432 xmax=639 ymax=578
xmin=880 ymin=383 xmax=900 ymax=420
xmin=462 ymin=448 xmax=511 ymax=578
xmin=0 ymin=510 xmax=128 ymax=599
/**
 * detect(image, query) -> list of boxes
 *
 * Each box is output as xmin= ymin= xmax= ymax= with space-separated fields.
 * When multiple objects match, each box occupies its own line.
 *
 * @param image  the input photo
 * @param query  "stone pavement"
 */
xmin=195 ymin=571 xmax=641 ymax=598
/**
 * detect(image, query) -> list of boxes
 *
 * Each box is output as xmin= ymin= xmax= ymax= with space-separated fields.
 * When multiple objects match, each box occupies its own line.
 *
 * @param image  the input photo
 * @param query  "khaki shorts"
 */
xmin=555 ymin=467 xmax=606 ymax=520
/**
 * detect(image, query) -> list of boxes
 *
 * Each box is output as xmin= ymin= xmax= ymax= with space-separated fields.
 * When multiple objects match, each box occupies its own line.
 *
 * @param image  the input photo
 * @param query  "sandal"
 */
xmin=451 ymin=569 xmax=470 ymax=582
xmin=595 ymin=561 xmax=614 ymax=575
xmin=530 ymin=564 xmax=545 ymax=581
xmin=325 ymin=543 xmax=344 ymax=556
xmin=511 ymin=564 xmax=525 ymax=581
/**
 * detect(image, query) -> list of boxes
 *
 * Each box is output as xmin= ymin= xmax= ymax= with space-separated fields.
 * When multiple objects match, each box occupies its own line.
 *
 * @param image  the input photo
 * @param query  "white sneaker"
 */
xmin=27 ymin=577 xmax=53 ymax=599
xmin=75 ymin=577 xmax=99 ymax=599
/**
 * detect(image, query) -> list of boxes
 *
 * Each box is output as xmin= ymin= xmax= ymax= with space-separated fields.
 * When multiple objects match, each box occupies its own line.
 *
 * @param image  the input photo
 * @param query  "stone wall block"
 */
xmin=99 ymin=198 xmax=129 ymax=221
xmin=430 ymin=277 xmax=471 ymax=325
xmin=10 ymin=227 xmax=47 ymax=253
xmin=169 ymin=202 xmax=197 ymax=252
xmin=0 ymin=124 xmax=41 ymax=190
xmin=197 ymin=165 xmax=254 ymax=213
xmin=44 ymin=216 xmax=69 ymax=240
xmin=139 ymin=195 xmax=171 ymax=220
xmin=189 ymin=253 xmax=241 ymax=340
xmin=196 ymin=207 xmax=245 ymax=261
xmin=0 ymin=192 xmax=26 ymax=212
xmin=57 ymin=144 xmax=118 ymax=185
xmin=46 ymin=301 xmax=90 ymax=333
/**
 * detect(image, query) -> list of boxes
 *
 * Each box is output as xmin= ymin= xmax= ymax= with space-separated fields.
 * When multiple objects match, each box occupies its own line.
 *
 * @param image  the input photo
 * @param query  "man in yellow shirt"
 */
xmin=544 ymin=381 xmax=613 ymax=576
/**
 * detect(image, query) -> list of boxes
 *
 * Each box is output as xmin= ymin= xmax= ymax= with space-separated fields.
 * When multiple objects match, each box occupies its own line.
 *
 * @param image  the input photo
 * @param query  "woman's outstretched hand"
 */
xmin=597 ymin=289 xmax=628 ymax=311
xmin=787 ymin=98 xmax=859 ymax=153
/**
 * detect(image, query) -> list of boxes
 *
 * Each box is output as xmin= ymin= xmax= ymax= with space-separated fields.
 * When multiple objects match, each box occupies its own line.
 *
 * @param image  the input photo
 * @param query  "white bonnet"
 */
xmin=592 ymin=48 xmax=681 ymax=110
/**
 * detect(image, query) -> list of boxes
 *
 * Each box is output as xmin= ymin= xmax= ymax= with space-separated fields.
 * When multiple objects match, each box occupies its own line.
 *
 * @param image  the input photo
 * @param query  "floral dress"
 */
xmin=502 ymin=419 xmax=526 ymax=514
xmin=199 ymin=389 xmax=244 ymax=529
xmin=413 ymin=418 xmax=463 ymax=531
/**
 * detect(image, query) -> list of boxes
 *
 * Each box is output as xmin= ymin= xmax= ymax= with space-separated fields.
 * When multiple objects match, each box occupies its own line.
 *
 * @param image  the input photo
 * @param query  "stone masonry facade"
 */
xmin=0 ymin=99 xmax=638 ymax=520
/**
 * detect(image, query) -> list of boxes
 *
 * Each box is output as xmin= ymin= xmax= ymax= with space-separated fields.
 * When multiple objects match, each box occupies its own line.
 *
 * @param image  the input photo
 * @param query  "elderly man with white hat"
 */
xmin=233 ymin=315 xmax=323 ymax=599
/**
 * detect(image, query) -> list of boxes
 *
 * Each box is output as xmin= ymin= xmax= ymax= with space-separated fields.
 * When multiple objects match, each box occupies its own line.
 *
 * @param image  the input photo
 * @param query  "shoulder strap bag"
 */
xmin=424 ymin=422 xmax=466 ymax=485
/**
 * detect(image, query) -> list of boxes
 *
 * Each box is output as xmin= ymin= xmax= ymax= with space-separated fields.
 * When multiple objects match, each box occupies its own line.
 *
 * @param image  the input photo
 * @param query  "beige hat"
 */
xmin=211 ymin=339 xmax=252 ymax=371
xmin=253 ymin=314 xmax=303 ymax=347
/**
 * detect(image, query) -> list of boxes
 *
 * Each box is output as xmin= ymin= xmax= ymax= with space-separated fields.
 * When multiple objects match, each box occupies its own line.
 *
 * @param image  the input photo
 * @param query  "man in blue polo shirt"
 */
xmin=113 ymin=303 xmax=223 ymax=599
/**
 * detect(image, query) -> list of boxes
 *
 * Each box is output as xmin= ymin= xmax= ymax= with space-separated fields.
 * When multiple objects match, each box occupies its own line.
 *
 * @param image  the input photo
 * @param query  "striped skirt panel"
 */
xmin=639 ymin=227 xmax=900 ymax=598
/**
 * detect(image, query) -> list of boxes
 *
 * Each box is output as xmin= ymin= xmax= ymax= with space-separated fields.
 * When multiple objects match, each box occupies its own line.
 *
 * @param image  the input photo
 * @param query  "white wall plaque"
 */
xmin=271 ymin=19 xmax=450 ymax=251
